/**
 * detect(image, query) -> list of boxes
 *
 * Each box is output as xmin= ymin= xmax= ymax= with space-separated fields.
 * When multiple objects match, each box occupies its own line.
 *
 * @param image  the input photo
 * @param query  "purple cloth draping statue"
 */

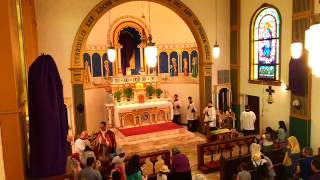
xmin=288 ymin=57 xmax=307 ymax=96
xmin=28 ymin=55 xmax=68 ymax=178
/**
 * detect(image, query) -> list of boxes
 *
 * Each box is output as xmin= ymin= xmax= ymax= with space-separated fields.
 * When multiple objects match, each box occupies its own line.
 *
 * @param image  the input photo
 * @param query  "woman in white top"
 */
xmin=187 ymin=96 xmax=197 ymax=132
xmin=203 ymin=100 xmax=217 ymax=131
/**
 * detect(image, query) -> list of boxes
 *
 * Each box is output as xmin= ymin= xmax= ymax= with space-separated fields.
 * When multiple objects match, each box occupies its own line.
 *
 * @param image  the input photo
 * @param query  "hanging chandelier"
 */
xmin=107 ymin=11 xmax=116 ymax=63
xmin=107 ymin=43 xmax=116 ymax=62
xmin=212 ymin=0 xmax=220 ymax=59
xmin=145 ymin=0 xmax=158 ymax=68
xmin=213 ymin=41 xmax=220 ymax=59
xmin=305 ymin=14 xmax=320 ymax=77
xmin=290 ymin=42 xmax=303 ymax=59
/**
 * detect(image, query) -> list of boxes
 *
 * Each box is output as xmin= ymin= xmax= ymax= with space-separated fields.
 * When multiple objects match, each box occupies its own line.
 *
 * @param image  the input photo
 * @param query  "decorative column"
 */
xmin=99 ymin=51 xmax=105 ymax=78
xmin=87 ymin=51 xmax=93 ymax=75
xmin=216 ymin=93 xmax=219 ymax=112
xmin=139 ymin=44 xmax=144 ymax=69
xmin=117 ymin=46 xmax=122 ymax=75
xmin=104 ymin=104 xmax=114 ymax=127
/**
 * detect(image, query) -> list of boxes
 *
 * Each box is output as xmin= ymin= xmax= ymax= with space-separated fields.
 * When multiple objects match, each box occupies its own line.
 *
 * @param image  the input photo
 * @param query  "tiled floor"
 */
xmin=114 ymin=126 xmax=220 ymax=179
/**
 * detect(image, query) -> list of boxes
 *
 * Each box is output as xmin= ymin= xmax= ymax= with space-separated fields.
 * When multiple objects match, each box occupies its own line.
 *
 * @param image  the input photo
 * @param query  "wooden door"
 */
xmin=247 ymin=95 xmax=260 ymax=134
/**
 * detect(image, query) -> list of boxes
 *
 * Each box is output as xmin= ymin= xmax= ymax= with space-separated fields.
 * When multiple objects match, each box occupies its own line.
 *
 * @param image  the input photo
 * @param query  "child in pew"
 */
xmin=236 ymin=162 xmax=251 ymax=180
xmin=261 ymin=127 xmax=276 ymax=153
xmin=295 ymin=147 xmax=314 ymax=180
xmin=156 ymin=165 xmax=170 ymax=180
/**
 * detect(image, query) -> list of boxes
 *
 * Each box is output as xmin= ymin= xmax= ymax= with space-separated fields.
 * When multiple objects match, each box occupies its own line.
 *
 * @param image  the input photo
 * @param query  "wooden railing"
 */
xmin=197 ymin=135 xmax=255 ymax=173
xmin=126 ymin=150 xmax=171 ymax=179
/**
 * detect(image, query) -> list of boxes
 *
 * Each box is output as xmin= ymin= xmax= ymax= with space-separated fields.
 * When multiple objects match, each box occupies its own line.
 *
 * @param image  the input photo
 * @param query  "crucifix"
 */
xmin=266 ymin=86 xmax=275 ymax=104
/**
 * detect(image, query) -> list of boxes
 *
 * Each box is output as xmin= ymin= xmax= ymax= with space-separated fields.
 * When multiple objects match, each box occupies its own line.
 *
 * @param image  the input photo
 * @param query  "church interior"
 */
xmin=2 ymin=0 xmax=320 ymax=179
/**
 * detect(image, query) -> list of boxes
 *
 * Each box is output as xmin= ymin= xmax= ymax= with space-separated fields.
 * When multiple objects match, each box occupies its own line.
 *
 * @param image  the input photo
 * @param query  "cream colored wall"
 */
xmin=240 ymin=0 xmax=292 ymax=131
xmin=87 ymin=1 xmax=195 ymax=45
xmin=84 ymin=88 xmax=107 ymax=133
xmin=311 ymin=0 xmax=320 ymax=152
xmin=35 ymin=0 xmax=230 ymax=98
xmin=314 ymin=0 xmax=320 ymax=14
xmin=311 ymin=76 xmax=320 ymax=151
xmin=160 ymin=83 xmax=199 ymax=124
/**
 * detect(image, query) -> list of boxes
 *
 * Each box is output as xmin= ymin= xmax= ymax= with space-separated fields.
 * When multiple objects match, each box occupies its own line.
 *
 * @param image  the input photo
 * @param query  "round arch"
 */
xmin=70 ymin=0 xmax=213 ymax=134
xmin=107 ymin=15 xmax=151 ymax=45
xmin=112 ymin=21 xmax=147 ymax=47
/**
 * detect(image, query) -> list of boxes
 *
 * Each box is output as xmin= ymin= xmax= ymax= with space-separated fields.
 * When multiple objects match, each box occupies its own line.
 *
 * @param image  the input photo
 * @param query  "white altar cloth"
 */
xmin=110 ymin=101 xmax=173 ymax=128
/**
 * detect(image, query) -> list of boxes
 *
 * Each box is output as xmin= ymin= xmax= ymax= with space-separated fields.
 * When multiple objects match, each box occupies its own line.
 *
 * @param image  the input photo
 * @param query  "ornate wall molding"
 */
xmin=107 ymin=15 xmax=151 ymax=45
xmin=84 ymin=43 xmax=197 ymax=51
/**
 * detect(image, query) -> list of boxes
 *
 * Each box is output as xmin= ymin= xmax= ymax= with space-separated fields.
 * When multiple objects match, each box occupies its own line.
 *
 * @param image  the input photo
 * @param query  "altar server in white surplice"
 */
xmin=74 ymin=131 xmax=91 ymax=155
xmin=203 ymin=100 xmax=217 ymax=131
xmin=172 ymin=94 xmax=182 ymax=125
xmin=240 ymin=105 xmax=256 ymax=136
xmin=187 ymin=96 xmax=198 ymax=132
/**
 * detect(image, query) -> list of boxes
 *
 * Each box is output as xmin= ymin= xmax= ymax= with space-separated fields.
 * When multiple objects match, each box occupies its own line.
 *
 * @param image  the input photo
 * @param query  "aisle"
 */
xmin=114 ymin=127 xmax=220 ymax=179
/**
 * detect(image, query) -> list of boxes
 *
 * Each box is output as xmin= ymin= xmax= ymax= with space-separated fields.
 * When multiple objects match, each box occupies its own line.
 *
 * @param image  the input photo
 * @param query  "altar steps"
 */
xmin=115 ymin=127 xmax=206 ymax=156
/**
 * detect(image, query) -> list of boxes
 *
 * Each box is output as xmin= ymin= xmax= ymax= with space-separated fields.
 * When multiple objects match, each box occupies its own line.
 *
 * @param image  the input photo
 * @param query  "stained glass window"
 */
xmin=251 ymin=7 xmax=280 ymax=81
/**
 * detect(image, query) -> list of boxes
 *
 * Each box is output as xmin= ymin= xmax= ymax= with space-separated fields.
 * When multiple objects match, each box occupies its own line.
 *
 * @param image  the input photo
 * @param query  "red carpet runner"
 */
xmin=119 ymin=122 xmax=183 ymax=137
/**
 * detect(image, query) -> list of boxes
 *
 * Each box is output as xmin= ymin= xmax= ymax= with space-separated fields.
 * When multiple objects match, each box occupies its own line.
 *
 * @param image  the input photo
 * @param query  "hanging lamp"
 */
xmin=291 ymin=33 xmax=302 ymax=60
xmin=305 ymin=14 xmax=320 ymax=77
xmin=290 ymin=42 xmax=303 ymax=60
xmin=145 ymin=0 xmax=158 ymax=67
xmin=107 ymin=11 xmax=116 ymax=62
xmin=212 ymin=0 xmax=220 ymax=59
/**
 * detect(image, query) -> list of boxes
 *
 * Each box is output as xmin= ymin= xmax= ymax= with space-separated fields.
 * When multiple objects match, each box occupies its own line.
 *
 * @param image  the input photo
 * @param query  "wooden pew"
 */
xmin=125 ymin=150 xmax=171 ymax=180
xmin=220 ymin=148 xmax=286 ymax=180
xmin=197 ymin=135 xmax=255 ymax=173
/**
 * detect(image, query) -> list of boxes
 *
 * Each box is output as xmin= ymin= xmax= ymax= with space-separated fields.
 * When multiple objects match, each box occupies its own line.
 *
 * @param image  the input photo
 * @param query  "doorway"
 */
xmin=247 ymin=95 xmax=260 ymax=134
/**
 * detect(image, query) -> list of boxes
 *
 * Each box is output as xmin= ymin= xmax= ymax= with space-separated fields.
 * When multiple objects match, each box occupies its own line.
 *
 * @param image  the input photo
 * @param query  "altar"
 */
xmin=106 ymin=101 xmax=173 ymax=128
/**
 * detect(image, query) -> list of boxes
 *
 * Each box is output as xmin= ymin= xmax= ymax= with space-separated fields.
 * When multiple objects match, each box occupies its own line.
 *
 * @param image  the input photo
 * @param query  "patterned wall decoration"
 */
xmin=191 ymin=50 xmax=199 ymax=78
xmin=218 ymin=70 xmax=230 ymax=84
xmin=169 ymin=51 xmax=179 ymax=77
xmin=92 ymin=53 xmax=102 ymax=77
xmin=181 ymin=51 xmax=189 ymax=76
xmin=159 ymin=52 xmax=169 ymax=73
xmin=83 ymin=53 xmax=91 ymax=69
xmin=102 ymin=53 xmax=113 ymax=77
xmin=83 ymin=44 xmax=199 ymax=80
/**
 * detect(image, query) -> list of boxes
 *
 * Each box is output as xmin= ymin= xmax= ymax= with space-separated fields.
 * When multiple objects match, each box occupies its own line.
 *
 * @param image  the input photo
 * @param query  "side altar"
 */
xmin=104 ymin=75 xmax=173 ymax=128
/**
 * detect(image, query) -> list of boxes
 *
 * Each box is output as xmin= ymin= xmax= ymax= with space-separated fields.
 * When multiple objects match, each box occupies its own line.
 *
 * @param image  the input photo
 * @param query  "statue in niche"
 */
xmin=104 ymin=60 xmax=110 ymax=78
xmin=191 ymin=56 xmax=198 ymax=78
xmin=84 ymin=61 xmax=92 ymax=84
xmin=183 ymin=58 xmax=189 ymax=76
xmin=170 ymin=58 xmax=178 ymax=77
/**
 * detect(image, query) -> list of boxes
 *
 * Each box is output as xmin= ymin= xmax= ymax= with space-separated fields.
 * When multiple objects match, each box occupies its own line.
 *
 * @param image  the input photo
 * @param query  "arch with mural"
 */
xmin=70 ymin=0 xmax=213 ymax=134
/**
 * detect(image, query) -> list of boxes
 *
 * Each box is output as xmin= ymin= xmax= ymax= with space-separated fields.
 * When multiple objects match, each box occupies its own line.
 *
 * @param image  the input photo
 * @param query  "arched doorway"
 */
xmin=70 ymin=0 xmax=213 ymax=134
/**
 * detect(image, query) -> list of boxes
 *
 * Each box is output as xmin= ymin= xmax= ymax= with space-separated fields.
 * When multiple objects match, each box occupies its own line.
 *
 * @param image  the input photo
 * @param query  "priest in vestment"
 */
xmin=94 ymin=121 xmax=117 ymax=161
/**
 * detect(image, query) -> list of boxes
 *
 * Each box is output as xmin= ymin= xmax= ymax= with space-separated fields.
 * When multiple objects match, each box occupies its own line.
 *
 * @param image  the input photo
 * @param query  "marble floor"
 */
xmin=114 ymin=126 xmax=220 ymax=179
